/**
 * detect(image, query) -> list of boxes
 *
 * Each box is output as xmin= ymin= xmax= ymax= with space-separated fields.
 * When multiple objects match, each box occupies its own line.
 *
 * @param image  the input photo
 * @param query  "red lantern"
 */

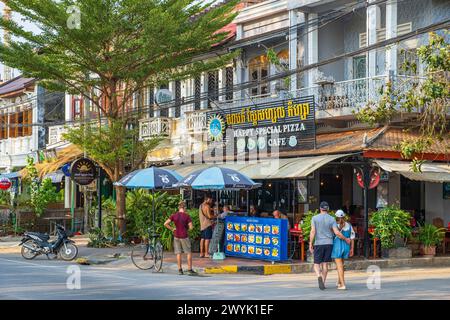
xmin=356 ymin=168 xmax=380 ymax=189
xmin=0 ymin=177 xmax=12 ymax=190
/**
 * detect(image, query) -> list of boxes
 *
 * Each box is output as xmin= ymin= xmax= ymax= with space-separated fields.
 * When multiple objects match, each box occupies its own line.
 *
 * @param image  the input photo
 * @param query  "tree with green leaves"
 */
xmin=25 ymin=157 xmax=58 ymax=217
xmin=0 ymin=0 xmax=239 ymax=234
xmin=356 ymin=32 xmax=449 ymax=172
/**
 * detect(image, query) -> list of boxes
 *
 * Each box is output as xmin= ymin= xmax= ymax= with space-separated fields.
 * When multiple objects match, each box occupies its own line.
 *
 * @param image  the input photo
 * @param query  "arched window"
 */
xmin=249 ymin=55 xmax=269 ymax=96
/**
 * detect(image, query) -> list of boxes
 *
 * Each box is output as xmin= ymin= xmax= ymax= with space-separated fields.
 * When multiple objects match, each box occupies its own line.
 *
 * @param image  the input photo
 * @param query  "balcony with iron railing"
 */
xmin=47 ymin=125 xmax=68 ymax=147
xmin=139 ymin=117 xmax=172 ymax=140
xmin=136 ymin=75 xmax=421 ymax=140
xmin=217 ymin=75 xmax=420 ymax=119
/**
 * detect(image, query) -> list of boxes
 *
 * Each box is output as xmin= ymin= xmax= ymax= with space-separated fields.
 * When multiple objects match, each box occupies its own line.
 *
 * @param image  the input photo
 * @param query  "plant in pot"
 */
xmin=370 ymin=206 xmax=412 ymax=259
xmin=417 ymin=223 xmax=445 ymax=257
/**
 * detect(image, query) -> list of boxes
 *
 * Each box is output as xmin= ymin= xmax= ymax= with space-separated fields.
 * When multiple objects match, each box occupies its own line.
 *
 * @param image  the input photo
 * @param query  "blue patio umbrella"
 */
xmin=174 ymin=166 xmax=261 ymax=190
xmin=114 ymin=166 xmax=182 ymax=234
xmin=175 ymin=166 xmax=260 ymax=260
xmin=115 ymin=166 xmax=182 ymax=189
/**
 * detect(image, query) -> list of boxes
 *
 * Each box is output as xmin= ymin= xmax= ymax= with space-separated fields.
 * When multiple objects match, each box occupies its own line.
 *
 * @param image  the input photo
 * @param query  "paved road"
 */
xmin=1 ymin=253 xmax=449 ymax=300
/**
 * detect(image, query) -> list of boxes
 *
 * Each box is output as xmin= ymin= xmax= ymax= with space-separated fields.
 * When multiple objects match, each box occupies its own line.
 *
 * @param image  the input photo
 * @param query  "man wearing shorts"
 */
xmin=199 ymin=196 xmax=215 ymax=258
xmin=164 ymin=201 xmax=196 ymax=275
xmin=309 ymin=201 xmax=351 ymax=290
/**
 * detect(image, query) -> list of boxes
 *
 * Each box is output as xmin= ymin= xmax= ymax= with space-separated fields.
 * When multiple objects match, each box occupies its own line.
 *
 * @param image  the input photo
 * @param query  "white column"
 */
xmin=181 ymin=79 xmax=190 ymax=116
xmin=64 ymin=176 xmax=71 ymax=209
xmin=65 ymin=94 xmax=72 ymax=121
xmin=234 ymin=57 xmax=245 ymax=100
xmin=200 ymin=72 xmax=208 ymax=109
xmin=218 ymin=68 xmax=226 ymax=102
xmin=385 ymin=0 xmax=398 ymax=75
xmin=168 ymin=81 xmax=175 ymax=117
xmin=366 ymin=0 xmax=381 ymax=78
xmin=307 ymin=13 xmax=318 ymax=88
xmin=289 ymin=10 xmax=302 ymax=92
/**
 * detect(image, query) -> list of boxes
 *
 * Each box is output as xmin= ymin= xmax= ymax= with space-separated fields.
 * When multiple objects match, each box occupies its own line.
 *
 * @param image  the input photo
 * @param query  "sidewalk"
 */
xmin=3 ymin=238 xmax=450 ymax=275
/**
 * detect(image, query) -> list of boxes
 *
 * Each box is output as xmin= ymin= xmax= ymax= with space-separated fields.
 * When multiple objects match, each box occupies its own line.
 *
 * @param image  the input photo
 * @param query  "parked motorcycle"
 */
xmin=19 ymin=224 xmax=78 ymax=261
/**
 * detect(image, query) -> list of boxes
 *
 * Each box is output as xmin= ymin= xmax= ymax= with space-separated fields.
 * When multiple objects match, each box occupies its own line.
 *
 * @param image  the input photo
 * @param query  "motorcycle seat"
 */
xmin=25 ymin=232 xmax=50 ymax=241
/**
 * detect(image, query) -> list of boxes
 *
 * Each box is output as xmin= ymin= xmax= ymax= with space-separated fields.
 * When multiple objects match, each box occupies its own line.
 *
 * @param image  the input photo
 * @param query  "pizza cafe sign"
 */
xmin=207 ymin=96 xmax=315 ymax=152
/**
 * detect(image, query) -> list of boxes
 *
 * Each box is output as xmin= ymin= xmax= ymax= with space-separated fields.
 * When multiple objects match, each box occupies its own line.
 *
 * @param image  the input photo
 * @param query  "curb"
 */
xmin=203 ymin=256 xmax=450 ymax=275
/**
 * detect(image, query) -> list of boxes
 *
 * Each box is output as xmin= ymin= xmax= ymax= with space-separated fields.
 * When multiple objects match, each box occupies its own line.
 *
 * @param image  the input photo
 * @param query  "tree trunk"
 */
xmin=115 ymin=185 xmax=126 ymax=238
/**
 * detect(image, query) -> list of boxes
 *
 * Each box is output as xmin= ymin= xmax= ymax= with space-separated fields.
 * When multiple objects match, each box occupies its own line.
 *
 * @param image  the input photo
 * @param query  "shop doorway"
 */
xmin=320 ymin=173 xmax=343 ymax=210
xmin=400 ymin=176 xmax=425 ymax=224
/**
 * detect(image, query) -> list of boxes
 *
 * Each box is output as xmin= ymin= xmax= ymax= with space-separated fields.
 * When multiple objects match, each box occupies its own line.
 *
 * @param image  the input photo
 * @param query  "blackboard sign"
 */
xmin=70 ymin=158 xmax=97 ymax=185
xmin=206 ymin=96 xmax=315 ymax=154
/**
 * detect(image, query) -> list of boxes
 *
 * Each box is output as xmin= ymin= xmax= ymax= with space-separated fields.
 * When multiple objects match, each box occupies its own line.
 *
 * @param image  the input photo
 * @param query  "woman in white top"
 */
xmin=331 ymin=210 xmax=355 ymax=290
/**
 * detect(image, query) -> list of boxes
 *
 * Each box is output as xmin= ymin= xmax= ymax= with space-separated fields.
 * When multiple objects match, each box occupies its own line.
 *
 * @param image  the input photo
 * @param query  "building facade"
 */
xmin=44 ymin=0 xmax=450 ymax=227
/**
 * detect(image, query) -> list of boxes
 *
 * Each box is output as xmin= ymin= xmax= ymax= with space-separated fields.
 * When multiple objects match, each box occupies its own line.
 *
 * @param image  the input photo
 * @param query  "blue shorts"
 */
xmin=200 ymin=226 xmax=213 ymax=240
xmin=314 ymin=244 xmax=333 ymax=264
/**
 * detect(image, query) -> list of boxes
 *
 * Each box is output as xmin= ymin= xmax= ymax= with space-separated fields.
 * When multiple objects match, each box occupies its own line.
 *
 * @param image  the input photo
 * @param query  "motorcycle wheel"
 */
xmin=21 ymin=240 xmax=39 ymax=260
xmin=59 ymin=243 xmax=78 ymax=261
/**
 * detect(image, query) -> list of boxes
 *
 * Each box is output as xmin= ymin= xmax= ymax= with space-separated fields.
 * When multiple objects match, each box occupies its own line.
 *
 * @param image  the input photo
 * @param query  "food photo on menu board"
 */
xmin=224 ymin=216 xmax=288 ymax=261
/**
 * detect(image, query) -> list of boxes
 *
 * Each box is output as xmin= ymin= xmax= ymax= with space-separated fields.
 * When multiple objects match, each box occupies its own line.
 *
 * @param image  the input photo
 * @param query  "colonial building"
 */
xmin=44 ymin=0 xmax=450 ymax=230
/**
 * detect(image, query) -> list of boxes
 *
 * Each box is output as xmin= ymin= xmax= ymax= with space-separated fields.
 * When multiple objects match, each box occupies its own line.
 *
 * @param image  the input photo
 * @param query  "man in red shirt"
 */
xmin=164 ymin=201 xmax=196 ymax=275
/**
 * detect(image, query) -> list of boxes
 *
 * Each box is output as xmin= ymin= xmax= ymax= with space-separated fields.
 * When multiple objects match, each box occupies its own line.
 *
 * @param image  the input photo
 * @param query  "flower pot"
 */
xmin=420 ymin=245 xmax=436 ymax=257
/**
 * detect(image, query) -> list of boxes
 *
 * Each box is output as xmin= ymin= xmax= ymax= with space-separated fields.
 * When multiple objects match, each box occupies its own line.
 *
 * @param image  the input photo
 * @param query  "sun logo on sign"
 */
xmin=207 ymin=114 xmax=225 ymax=142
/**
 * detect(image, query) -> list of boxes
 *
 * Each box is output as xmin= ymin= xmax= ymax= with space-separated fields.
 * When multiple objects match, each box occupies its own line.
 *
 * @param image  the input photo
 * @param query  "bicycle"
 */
xmin=131 ymin=228 xmax=163 ymax=272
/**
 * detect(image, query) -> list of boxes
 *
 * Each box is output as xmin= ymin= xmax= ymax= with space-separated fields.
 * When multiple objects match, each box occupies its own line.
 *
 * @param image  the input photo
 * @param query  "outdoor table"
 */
xmin=289 ymin=228 xmax=305 ymax=262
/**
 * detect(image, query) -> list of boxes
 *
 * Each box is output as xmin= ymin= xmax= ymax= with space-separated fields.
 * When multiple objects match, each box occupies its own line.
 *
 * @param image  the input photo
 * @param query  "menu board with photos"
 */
xmin=224 ymin=216 xmax=288 ymax=261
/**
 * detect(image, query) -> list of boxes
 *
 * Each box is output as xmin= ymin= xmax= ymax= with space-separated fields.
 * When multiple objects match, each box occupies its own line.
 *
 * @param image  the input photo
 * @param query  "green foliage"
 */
xmin=63 ymin=120 xmax=162 ymax=182
xmin=125 ymin=189 xmax=182 ymax=250
xmin=417 ymin=223 xmax=446 ymax=247
xmin=30 ymin=178 xmax=59 ymax=217
xmin=356 ymin=32 xmax=449 ymax=171
xmin=0 ymin=0 xmax=239 ymax=106
xmin=25 ymin=157 xmax=59 ymax=217
xmin=369 ymin=206 xmax=412 ymax=249
xmin=87 ymin=227 xmax=119 ymax=248
xmin=0 ymin=190 xmax=11 ymax=206
xmin=300 ymin=210 xmax=336 ymax=241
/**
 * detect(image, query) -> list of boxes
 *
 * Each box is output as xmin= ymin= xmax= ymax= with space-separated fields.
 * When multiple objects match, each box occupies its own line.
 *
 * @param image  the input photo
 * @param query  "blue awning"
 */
xmin=43 ymin=170 xmax=65 ymax=183
xmin=0 ymin=172 xmax=21 ymax=179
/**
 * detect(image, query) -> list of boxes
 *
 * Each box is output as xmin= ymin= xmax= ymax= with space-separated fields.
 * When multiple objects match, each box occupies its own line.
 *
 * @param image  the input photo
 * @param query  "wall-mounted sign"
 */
xmin=0 ymin=177 xmax=12 ymax=191
xmin=207 ymin=96 xmax=315 ymax=153
xmin=70 ymin=158 xmax=97 ymax=185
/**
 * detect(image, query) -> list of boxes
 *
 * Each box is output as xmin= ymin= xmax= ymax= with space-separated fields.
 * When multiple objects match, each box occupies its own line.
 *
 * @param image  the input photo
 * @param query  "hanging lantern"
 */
xmin=0 ymin=177 xmax=12 ymax=190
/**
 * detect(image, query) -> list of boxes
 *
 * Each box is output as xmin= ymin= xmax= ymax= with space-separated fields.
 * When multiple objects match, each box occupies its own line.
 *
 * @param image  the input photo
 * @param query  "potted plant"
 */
xmin=370 ymin=206 xmax=412 ymax=259
xmin=417 ymin=223 xmax=445 ymax=257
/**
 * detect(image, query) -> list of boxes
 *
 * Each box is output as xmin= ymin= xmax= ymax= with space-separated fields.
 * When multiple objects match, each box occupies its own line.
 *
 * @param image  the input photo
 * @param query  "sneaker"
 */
xmin=178 ymin=269 xmax=184 ymax=275
xmin=186 ymin=269 xmax=198 ymax=276
xmin=337 ymin=285 xmax=347 ymax=290
xmin=318 ymin=276 xmax=325 ymax=290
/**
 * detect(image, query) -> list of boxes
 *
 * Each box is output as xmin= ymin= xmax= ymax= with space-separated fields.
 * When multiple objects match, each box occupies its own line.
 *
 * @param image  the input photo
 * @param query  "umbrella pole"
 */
xmin=152 ymin=189 xmax=155 ymax=235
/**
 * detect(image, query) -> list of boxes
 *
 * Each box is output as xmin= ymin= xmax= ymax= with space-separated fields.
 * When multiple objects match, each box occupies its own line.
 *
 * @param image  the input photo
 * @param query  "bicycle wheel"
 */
xmin=131 ymin=243 xmax=155 ymax=270
xmin=153 ymin=242 xmax=163 ymax=272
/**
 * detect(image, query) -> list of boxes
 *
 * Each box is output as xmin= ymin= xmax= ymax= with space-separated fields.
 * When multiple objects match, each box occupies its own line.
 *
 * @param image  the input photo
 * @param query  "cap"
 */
xmin=335 ymin=209 xmax=346 ymax=218
xmin=319 ymin=201 xmax=329 ymax=210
